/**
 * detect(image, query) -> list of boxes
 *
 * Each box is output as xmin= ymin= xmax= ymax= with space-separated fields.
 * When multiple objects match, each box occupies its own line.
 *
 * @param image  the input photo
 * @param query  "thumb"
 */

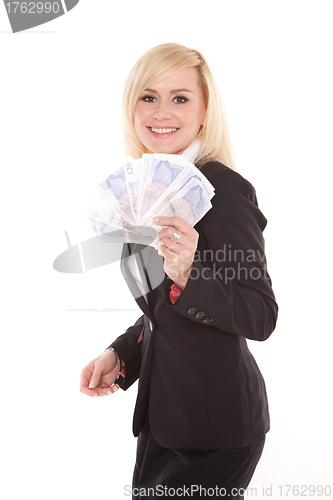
xmin=89 ymin=364 xmax=103 ymax=389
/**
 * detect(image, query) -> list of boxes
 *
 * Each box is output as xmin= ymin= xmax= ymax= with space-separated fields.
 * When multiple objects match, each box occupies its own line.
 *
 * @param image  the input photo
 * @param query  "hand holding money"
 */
xmin=88 ymin=153 xmax=215 ymax=246
xmin=153 ymin=215 xmax=199 ymax=289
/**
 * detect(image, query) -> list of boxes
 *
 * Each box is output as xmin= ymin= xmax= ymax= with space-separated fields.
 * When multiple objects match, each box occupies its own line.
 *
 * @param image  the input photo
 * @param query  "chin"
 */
xmin=147 ymin=144 xmax=183 ymax=155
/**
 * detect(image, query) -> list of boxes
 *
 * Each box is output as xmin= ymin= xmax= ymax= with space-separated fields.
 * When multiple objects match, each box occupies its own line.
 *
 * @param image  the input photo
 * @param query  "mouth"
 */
xmin=148 ymin=127 xmax=179 ymax=136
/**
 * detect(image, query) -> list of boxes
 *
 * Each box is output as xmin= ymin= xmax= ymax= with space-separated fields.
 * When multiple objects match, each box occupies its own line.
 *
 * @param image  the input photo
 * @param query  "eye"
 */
xmin=173 ymin=96 xmax=188 ymax=104
xmin=140 ymin=95 xmax=156 ymax=103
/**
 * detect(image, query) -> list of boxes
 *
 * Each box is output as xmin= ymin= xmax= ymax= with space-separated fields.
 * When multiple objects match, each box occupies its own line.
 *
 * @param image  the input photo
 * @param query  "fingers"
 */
xmin=154 ymin=215 xmax=197 ymax=237
xmin=156 ymin=236 xmax=188 ymax=257
xmin=156 ymin=225 xmax=198 ymax=259
xmin=153 ymin=215 xmax=191 ymax=233
xmin=80 ymin=382 xmax=120 ymax=397
xmin=80 ymin=369 xmax=120 ymax=397
xmin=157 ymin=241 xmax=192 ymax=263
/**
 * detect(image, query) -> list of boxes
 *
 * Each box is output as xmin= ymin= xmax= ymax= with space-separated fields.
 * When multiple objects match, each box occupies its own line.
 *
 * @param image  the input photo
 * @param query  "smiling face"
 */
xmin=133 ymin=67 xmax=206 ymax=155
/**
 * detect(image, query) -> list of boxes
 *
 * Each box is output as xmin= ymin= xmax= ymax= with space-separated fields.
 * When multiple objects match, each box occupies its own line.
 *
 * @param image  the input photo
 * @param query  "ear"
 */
xmin=201 ymin=108 xmax=207 ymax=127
xmin=197 ymin=125 xmax=204 ymax=136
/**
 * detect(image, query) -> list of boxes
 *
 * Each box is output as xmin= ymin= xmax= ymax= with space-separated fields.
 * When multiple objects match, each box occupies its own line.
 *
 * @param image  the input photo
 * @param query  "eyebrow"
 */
xmin=143 ymin=88 xmax=194 ymax=94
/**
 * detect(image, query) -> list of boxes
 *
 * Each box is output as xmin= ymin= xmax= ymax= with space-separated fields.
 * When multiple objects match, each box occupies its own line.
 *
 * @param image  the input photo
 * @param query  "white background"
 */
xmin=1 ymin=1 xmax=332 ymax=498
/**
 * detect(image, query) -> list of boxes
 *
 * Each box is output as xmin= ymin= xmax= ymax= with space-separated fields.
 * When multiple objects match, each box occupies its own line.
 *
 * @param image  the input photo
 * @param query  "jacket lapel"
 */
xmin=120 ymin=243 xmax=155 ymax=321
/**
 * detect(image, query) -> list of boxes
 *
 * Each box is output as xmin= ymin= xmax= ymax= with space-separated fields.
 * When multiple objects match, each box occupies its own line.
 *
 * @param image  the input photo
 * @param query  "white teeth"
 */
xmin=151 ymin=127 xmax=177 ymax=134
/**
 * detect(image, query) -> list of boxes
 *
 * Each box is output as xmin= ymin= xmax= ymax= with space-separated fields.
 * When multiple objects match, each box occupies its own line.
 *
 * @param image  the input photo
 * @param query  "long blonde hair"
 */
xmin=122 ymin=43 xmax=236 ymax=170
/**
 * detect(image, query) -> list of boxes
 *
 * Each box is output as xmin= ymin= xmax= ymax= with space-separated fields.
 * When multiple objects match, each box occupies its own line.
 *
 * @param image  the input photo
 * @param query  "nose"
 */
xmin=152 ymin=100 xmax=172 ymax=121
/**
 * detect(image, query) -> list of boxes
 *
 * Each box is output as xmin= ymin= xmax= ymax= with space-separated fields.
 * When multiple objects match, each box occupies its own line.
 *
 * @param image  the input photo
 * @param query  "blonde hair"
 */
xmin=122 ymin=43 xmax=236 ymax=170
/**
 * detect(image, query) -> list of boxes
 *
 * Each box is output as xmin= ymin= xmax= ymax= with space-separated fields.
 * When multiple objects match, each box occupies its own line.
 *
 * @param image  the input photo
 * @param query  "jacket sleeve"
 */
xmin=106 ymin=315 xmax=144 ymax=390
xmin=166 ymin=168 xmax=278 ymax=341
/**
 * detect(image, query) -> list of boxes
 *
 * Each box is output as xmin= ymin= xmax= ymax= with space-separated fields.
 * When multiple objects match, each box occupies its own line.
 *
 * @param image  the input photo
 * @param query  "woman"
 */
xmin=80 ymin=43 xmax=278 ymax=499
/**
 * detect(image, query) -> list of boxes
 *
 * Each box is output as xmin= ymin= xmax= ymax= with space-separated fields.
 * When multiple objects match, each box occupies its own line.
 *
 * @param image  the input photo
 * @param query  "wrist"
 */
xmin=105 ymin=347 xmax=123 ymax=379
xmin=173 ymin=267 xmax=191 ymax=289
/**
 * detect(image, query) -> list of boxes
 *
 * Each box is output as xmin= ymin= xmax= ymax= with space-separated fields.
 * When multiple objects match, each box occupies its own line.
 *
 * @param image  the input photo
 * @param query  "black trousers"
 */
xmin=132 ymin=413 xmax=265 ymax=499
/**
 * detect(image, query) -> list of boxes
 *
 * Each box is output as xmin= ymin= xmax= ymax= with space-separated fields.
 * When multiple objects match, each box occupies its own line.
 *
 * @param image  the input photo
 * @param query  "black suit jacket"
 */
xmin=108 ymin=161 xmax=278 ymax=450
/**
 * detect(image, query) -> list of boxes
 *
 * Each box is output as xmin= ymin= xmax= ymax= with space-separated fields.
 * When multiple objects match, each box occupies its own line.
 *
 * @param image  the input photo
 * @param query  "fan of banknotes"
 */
xmin=88 ymin=153 xmax=215 ymax=244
